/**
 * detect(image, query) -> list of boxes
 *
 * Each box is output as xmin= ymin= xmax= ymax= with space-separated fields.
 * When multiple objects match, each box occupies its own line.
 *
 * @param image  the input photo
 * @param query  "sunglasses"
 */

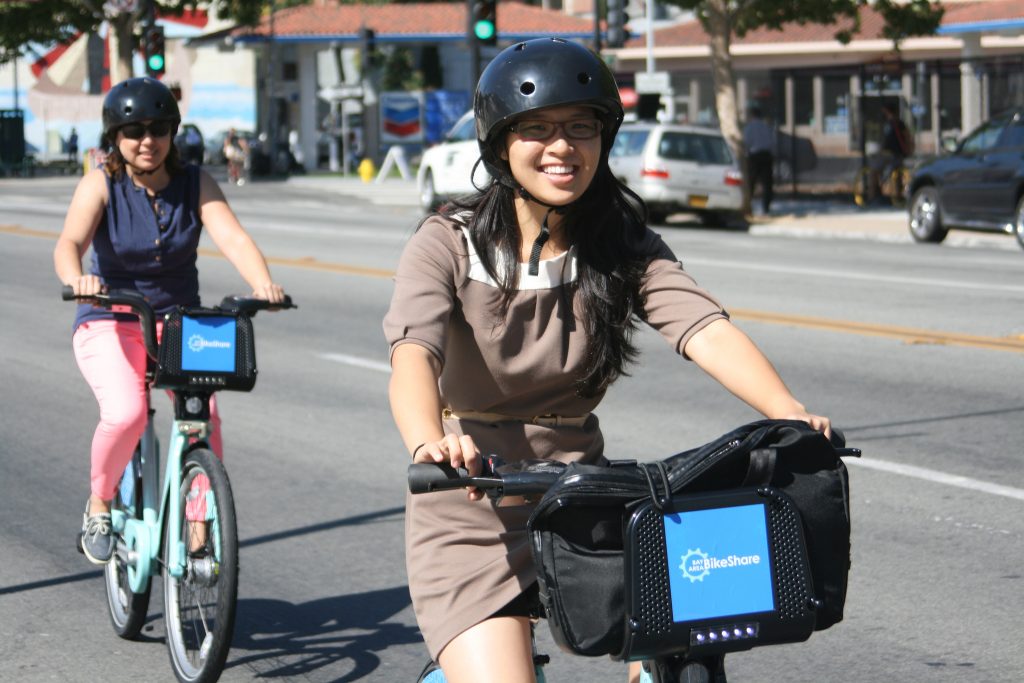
xmin=119 ymin=120 xmax=174 ymax=140
xmin=509 ymin=118 xmax=603 ymax=141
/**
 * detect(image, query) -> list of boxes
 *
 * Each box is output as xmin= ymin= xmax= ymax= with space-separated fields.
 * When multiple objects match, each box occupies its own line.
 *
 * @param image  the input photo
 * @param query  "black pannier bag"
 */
xmin=527 ymin=419 xmax=858 ymax=660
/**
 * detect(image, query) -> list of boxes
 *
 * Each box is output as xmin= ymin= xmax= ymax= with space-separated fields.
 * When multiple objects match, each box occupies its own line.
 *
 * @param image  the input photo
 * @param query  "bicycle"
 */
xmin=63 ymin=286 xmax=295 ymax=683
xmin=407 ymin=424 xmax=858 ymax=683
xmin=852 ymin=161 xmax=910 ymax=208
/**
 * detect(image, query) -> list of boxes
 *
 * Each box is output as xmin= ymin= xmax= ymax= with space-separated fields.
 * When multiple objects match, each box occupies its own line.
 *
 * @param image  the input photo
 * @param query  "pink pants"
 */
xmin=73 ymin=319 xmax=223 ymax=502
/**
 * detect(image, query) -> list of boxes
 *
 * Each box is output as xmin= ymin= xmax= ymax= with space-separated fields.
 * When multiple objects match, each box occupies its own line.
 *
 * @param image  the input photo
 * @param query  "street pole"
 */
xmin=267 ymin=0 xmax=280 ymax=175
xmin=593 ymin=0 xmax=601 ymax=52
xmin=645 ymin=0 xmax=655 ymax=73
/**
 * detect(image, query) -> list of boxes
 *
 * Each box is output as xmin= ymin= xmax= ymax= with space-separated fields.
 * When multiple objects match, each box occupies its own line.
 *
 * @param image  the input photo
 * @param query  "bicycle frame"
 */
xmin=113 ymin=391 xmax=215 ymax=593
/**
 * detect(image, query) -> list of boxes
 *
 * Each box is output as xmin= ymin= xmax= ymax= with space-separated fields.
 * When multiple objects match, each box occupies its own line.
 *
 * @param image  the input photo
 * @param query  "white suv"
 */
xmin=609 ymin=122 xmax=745 ymax=226
xmin=417 ymin=111 xmax=490 ymax=212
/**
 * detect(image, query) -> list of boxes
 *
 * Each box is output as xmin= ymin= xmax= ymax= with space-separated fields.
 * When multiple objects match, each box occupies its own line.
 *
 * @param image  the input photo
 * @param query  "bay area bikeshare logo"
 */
xmin=679 ymin=548 xmax=763 ymax=583
xmin=188 ymin=333 xmax=232 ymax=353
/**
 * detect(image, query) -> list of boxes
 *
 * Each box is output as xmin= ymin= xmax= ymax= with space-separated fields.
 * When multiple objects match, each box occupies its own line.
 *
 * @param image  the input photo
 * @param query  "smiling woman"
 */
xmin=383 ymin=36 xmax=833 ymax=683
xmin=52 ymin=75 xmax=287 ymax=569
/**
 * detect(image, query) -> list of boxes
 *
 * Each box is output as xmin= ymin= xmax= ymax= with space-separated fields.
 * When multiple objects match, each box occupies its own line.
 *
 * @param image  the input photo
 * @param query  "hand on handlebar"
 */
xmin=251 ymin=282 xmax=286 ymax=305
xmin=414 ymin=434 xmax=484 ymax=501
xmin=65 ymin=274 xmax=104 ymax=298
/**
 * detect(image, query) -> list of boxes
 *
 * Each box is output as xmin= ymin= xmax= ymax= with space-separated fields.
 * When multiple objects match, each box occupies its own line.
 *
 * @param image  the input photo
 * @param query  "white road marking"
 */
xmin=319 ymin=352 xmax=391 ymax=373
xmin=847 ymin=457 xmax=1024 ymax=502
xmin=318 ymin=352 xmax=1024 ymax=502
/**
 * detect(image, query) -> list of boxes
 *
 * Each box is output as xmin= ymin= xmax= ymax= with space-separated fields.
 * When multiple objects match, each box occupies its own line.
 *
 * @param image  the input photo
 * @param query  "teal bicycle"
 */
xmin=64 ymin=286 xmax=294 ymax=683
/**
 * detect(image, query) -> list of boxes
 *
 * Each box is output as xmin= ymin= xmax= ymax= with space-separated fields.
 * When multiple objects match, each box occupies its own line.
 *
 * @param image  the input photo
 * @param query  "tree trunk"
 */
xmin=112 ymin=13 xmax=136 ymax=82
xmin=704 ymin=0 xmax=751 ymax=215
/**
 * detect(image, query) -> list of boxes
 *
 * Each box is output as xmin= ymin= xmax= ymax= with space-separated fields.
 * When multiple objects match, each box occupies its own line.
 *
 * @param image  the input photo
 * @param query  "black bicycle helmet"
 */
xmin=474 ymin=37 xmax=624 ymax=178
xmin=102 ymin=77 xmax=181 ymax=141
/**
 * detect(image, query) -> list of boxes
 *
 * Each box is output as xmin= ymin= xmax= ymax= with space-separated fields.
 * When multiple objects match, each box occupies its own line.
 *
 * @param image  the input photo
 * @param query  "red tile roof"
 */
xmin=626 ymin=0 xmax=1024 ymax=48
xmin=235 ymin=0 xmax=595 ymax=40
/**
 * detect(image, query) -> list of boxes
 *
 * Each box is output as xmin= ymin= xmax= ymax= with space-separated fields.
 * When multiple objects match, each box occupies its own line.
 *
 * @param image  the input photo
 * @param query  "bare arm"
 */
xmin=54 ymin=169 xmax=107 ymax=295
xmin=197 ymin=169 xmax=284 ymax=302
xmin=684 ymin=318 xmax=831 ymax=436
xmin=389 ymin=343 xmax=482 ymax=497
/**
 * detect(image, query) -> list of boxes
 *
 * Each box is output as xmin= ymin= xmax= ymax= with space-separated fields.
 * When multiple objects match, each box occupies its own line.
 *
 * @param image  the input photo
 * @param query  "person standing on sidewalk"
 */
xmin=743 ymin=106 xmax=775 ymax=215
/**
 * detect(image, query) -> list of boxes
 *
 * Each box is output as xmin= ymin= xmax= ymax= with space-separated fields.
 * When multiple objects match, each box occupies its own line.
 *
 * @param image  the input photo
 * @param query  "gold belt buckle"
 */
xmin=533 ymin=414 xmax=559 ymax=426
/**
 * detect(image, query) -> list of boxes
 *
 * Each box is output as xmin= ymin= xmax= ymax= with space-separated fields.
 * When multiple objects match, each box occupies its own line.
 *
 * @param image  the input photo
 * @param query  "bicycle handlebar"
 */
xmin=408 ymin=456 xmax=565 ymax=500
xmin=61 ymin=286 xmax=297 ymax=361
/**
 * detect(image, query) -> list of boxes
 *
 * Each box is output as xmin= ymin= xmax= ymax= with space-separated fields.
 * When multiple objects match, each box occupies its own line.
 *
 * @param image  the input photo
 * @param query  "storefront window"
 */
xmin=988 ymin=58 xmax=1024 ymax=114
xmin=823 ymin=75 xmax=849 ymax=134
xmin=793 ymin=74 xmax=813 ymax=126
xmin=938 ymin=71 xmax=961 ymax=133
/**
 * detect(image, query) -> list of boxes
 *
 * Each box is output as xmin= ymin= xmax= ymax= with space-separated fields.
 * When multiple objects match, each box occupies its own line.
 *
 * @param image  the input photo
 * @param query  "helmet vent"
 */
xmin=577 ymin=72 xmax=591 ymax=85
xmin=520 ymin=81 xmax=536 ymax=96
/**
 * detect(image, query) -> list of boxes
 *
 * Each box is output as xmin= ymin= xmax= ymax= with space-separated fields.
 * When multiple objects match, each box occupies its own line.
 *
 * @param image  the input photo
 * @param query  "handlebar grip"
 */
xmin=408 ymin=462 xmax=471 ymax=494
xmin=61 ymin=285 xmax=75 ymax=301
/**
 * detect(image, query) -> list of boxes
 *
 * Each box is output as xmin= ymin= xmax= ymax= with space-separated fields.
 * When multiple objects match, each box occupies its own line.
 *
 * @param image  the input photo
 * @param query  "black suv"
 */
xmin=907 ymin=109 xmax=1024 ymax=251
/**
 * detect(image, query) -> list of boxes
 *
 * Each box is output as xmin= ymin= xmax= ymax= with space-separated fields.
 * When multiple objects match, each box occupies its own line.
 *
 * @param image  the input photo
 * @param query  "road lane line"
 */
xmin=730 ymin=308 xmax=1024 ymax=353
xmin=846 ymin=457 xmax=1024 ymax=502
xmin=5 ymin=224 xmax=1021 ymax=353
xmin=684 ymin=256 xmax=1024 ymax=294
xmin=319 ymin=352 xmax=392 ymax=373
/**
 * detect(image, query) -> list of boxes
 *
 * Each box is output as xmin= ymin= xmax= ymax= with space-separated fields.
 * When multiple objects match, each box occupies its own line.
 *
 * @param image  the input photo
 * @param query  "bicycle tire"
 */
xmin=852 ymin=166 xmax=873 ymax=207
xmin=888 ymin=167 xmax=910 ymax=208
xmin=163 ymin=448 xmax=238 ymax=683
xmin=105 ymin=449 xmax=151 ymax=639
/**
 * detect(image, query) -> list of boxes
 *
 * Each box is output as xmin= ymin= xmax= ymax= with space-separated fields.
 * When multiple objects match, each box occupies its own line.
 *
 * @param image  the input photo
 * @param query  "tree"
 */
xmin=0 ymin=0 xmax=268 ymax=79
xmin=660 ymin=0 xmax=944 ymax=214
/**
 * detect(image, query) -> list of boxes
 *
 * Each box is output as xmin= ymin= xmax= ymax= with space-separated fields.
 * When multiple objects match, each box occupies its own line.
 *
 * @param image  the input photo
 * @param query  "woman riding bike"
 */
xmin=53 ymin=76 xmax=285 ymax=565
xmin=383 ymin=38 xmax=830 ymax=683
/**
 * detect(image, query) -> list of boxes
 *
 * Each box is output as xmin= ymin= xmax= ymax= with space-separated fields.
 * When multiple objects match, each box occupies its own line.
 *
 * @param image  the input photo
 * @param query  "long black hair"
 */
xmin=437 ymin=158 xmax=651 ymax=398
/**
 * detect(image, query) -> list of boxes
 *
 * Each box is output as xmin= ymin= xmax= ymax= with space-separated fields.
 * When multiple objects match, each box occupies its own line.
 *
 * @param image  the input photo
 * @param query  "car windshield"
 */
xmin=611 ymin=130 xmax=650 ymax=157
xmin=658 ymin=133 xmax=733 ymax=164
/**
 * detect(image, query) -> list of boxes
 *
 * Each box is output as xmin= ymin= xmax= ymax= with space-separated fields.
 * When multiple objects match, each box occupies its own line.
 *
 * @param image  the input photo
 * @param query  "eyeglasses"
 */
xmin=509 ymin=118 xmax=603 ymax=141
xmin=119 ymin=121 xmax=174 ymax=140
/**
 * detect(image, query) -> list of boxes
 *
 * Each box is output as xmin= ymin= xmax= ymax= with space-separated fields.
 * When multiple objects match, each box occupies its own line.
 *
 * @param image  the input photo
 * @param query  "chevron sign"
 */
xmin=380 ymin=92 xmax=424 ymax=143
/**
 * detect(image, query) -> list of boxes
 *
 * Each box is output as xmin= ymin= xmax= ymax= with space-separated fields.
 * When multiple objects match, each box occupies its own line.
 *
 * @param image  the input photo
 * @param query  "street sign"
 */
xmin=635 ymin=71 xmax=670 ymax=94
xmin=318 ymin=85 xmax=365 ymax=101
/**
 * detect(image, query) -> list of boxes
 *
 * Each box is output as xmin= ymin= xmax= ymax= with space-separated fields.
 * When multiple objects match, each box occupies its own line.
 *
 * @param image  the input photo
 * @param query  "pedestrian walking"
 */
xmin=743 ymin=106 xmax=775 ymax=214
xmin=68 ymin=127 xmax=79 ymax=166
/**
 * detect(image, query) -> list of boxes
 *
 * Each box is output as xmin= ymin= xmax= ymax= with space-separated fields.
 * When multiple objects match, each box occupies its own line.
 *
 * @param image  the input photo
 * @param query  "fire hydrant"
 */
xmin=358 ymin=157 xmax=376 ymax=183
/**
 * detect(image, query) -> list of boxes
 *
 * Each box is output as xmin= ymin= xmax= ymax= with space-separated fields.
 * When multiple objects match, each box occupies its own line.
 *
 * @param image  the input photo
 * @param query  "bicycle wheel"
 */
xmin=163 ymin=448 xmax=238 ymax=683
xmin=852 ymin=166 xmax=874 ymax=207
xmin=105 ymin=449 xmax=151 ymax=639
xmin=888 ymin=167 xmax=910 ymax=207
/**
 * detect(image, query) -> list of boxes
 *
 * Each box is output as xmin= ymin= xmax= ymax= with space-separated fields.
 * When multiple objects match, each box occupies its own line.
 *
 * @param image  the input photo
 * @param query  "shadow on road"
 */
xmin=229 ymin=585 xmax=420 ymax=681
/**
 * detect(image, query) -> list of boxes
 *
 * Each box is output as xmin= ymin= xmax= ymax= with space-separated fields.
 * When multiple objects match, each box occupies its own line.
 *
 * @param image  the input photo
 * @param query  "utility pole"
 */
xmin=266 ymin=0 xmax=280 ymax=175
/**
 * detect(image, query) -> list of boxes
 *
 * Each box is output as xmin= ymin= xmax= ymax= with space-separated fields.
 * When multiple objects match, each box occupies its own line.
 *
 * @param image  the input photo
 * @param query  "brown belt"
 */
xmin=442 ymin=408 xmax=590 ymax=428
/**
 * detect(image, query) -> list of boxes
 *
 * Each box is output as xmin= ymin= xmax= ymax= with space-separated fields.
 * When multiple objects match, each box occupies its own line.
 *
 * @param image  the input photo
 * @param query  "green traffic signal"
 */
xmin=474 ymin=20 xmax=495 ymax=41
xmin=147 ymin=54 xmax=165 ymax=72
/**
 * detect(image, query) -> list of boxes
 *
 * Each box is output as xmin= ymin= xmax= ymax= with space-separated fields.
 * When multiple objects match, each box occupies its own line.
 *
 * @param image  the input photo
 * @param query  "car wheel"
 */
xmin=908 ymin=186 xmax=948 ymax=244
xmin=420 ymin=170 xmax=438 ymax=213
xmin=1015 ymin=195 xmax=1024 ymax=252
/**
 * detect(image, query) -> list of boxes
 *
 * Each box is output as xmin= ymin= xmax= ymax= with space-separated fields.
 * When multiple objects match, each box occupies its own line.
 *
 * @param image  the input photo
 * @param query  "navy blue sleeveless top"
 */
xmin=74 ymin=165 xmax=203 ymax=333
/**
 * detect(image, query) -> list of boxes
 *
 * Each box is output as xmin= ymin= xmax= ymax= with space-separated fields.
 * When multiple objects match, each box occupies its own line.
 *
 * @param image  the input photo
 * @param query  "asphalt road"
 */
xmin=1 ymin=173 xmax=1022 ymax=682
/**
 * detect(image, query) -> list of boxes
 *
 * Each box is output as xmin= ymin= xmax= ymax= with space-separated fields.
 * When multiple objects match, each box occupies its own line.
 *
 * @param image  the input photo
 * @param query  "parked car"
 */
xmin=608 ymin=122 xmax=744 ymax=226
xmin=174 ymin=123 xmax=204 ymax=165
xmin=416 ymin=111 xmax=490 ymax=212
xmin=907 ymin=109 xmax=1024 ymax=251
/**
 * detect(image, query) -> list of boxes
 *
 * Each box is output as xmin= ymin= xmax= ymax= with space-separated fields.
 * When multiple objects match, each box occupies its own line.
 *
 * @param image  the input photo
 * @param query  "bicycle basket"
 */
xmin=153 ymin=307 xmax=257 ymax=392
xmin=527 ymin=419 xmax=855 ymax=661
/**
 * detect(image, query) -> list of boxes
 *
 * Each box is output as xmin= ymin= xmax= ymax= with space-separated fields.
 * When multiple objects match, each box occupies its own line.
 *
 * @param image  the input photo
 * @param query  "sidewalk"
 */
xmin=286 ymin=173 xmax=1014 ymax=250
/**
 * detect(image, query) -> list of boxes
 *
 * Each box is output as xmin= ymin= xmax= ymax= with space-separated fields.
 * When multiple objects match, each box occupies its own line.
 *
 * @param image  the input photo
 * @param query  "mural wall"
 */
xmin=0 ymin=7 xmax=255 ymax=162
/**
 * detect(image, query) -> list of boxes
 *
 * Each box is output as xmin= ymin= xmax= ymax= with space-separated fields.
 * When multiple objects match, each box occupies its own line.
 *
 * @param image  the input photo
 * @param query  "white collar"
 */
xmin=460 ymin=226 xmax=578 ymax=290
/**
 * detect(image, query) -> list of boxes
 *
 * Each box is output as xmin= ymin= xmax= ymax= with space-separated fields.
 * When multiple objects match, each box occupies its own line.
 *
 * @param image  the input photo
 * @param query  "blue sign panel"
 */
xmin=664 ymin=503 xmax=774 ymax=622
xmin=181 ymin=316 xmax=236 ymax=373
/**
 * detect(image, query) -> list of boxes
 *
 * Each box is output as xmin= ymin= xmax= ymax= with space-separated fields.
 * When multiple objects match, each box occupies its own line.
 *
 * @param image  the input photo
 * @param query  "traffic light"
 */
xmin=360 ymin=27 xmax=376 ymax=55
xmin=606 ymin=0 xmax=629 ymax=49
xmin=142 ymin=25 xmax=165 ymax=77
xmin=468 ymin=0 xmax=497 ymax=47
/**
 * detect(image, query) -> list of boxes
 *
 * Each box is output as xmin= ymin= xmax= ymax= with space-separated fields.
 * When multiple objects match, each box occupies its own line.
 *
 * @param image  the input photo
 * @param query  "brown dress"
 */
xmin=383 ymin=215 xmax=727 ymax=658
